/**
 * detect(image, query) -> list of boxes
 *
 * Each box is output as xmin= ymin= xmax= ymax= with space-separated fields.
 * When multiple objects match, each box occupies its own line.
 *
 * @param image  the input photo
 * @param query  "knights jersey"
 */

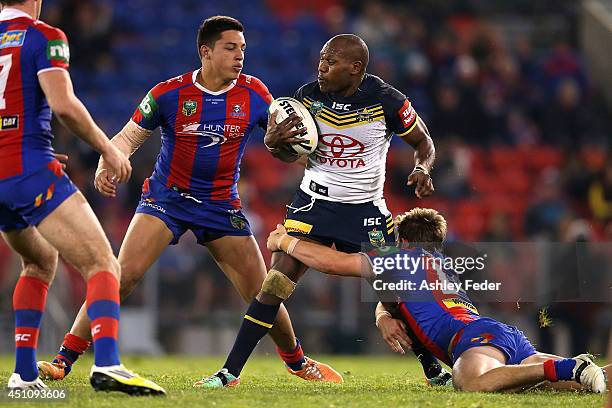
xmin=0 ymin=8 xmax=70 ymax=180
xmin=131 ymin=70 xmax=272 ymax=208
xmin=366 ymin=246 xmax=480 ymax=365
xmin=294 ymin=74 xmax=419 ymax=203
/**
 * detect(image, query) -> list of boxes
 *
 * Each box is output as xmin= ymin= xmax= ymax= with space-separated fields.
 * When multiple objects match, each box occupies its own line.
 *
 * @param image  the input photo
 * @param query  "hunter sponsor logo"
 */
xmin=283 ymin=219 xmax=313 ymax=234
xmin=0 ymin=115 xmax=19 ymax=130
xmin=47 ymin=39 xmax=70 ymax=63
xmin=315 ymin=133 xmax=366 ymax=168
xmin=0 ymin=30 xmax=26 ymax=49
xmin=177 ymin=123 xmax=245 ymax=147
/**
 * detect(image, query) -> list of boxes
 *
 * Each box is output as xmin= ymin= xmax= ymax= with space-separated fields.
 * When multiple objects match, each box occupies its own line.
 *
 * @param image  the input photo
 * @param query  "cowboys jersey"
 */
xmin=294 ymin=74 xmax=418 ymax=203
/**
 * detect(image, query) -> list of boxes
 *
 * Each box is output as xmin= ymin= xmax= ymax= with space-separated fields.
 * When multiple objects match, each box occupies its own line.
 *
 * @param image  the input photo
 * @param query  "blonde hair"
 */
xmin=395 ymin=208 xmax=447 ymax=248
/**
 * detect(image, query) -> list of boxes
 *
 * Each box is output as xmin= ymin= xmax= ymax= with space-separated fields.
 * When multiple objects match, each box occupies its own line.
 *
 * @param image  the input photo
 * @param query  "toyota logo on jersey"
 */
xmin=316 ymin=133 xmax=366 ymax=168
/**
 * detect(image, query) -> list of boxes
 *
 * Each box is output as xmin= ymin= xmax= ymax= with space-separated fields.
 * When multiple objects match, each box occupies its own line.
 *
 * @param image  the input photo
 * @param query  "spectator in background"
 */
xmin=588 ymin=158 xmax=612 ymax=222
xmin=542 ymin=79 xmax=591 ymax=146
xmin=524 ymin=169 xmax=569 ymax=239
xmin=55 ymin=0 xmax=113 ymax=70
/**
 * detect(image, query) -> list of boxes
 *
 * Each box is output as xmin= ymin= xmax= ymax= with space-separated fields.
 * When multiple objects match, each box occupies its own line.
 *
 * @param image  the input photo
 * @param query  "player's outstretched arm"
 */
xmin=94 ymin=121 xmax=153 ymax=197
xmin=39 ymin=69 xmax=132 ymax=183
xmin=267 ymin=225 xmax=366 ymax=277
xmin=400 ymin=116 xmax=435 ymax=199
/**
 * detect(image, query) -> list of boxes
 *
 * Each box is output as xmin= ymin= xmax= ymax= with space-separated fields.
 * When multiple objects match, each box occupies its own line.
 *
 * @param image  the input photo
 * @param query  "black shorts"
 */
xmin=283 ymin=189 xmax=396 ymax=253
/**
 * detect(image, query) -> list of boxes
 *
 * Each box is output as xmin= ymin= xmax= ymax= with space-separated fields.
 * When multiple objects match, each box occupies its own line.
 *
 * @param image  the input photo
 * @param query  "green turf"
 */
xmin=0 ymin=355 xmax=605 ymax=407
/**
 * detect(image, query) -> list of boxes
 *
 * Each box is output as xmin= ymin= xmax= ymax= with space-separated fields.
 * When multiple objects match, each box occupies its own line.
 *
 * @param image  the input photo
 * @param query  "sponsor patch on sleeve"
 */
xmin=397 ymin=99 xmax=417 ymax=131
xmin=138 ymin=92 xmax=158 ymax=120
xmin=47 ymin=39 xmax=70 ymax=64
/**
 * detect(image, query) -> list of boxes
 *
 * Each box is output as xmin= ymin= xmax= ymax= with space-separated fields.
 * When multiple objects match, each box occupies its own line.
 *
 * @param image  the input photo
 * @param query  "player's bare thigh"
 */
xmin=1 ymin=226 xmax=58 ymax=283
xmin=206 ymin=235 xmax=269 ymax=301
xmin=35 ymin=191 xmax=118 ymax=279
xmin=452 ymin=345 xmax=506 ymax=391
xmin=116 ymin=213 xmax=173 ymax=298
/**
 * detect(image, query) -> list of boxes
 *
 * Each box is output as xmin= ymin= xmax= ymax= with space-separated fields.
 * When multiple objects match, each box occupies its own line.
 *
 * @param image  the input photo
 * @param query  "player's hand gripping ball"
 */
xmin=266 ymin=97 xmax=318 ymax=156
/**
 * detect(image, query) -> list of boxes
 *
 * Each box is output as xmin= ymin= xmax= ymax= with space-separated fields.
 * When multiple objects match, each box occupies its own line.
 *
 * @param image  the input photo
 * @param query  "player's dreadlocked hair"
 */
xmin=197 ymin=15 xmax=244 ymax=50
xmin=0 ymin=0 xmax=28 ymax=6
xmin=395 ymin=208 xmax=447 ymax=251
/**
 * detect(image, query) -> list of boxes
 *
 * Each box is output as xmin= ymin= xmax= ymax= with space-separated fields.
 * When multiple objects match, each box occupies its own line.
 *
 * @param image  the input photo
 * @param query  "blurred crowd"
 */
xmin=0 ymin=0 xmax=609 ymax=355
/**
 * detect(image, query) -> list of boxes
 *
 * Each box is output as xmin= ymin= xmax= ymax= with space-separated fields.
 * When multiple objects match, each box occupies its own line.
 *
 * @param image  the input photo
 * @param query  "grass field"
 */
xmin=0 ymin=355 xmax=606 ymax=407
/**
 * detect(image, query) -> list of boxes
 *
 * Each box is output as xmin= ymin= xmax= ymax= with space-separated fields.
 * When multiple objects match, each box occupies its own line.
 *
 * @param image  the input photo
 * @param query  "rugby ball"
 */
xmin=269 ymin=97 xmax=318 ymax=156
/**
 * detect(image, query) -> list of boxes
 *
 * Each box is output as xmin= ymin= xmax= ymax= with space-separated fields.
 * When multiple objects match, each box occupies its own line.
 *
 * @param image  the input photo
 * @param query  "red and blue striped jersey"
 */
xmin=367 ymin=246 xmax=481 ymax=365
xmin=131 ymin=70 xmax=272 ymax=208
xmin=0 ymin=8 xmax=70 ymax=180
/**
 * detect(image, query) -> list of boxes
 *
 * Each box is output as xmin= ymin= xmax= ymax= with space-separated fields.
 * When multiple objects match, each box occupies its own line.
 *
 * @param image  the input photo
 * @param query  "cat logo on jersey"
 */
xmin=182 ymin=99 xmax=198 ymax=116
xmin=309 ymin=100 xmax=324 ymax=117
xmin=0 ymin=116 xmax=19 ymax=130
xmin=470 ymin=333 xmax=494 ymax=344
xmin=0 ymin=30 xmax=26 ymax=49
xmin=368 ymin=228 xmax=385 ymax=247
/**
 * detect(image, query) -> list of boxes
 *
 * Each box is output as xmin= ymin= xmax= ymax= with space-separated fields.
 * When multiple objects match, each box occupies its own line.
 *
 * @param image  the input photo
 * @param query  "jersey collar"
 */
xmin=0 ymin=8 xmax=34 ymax=21
xmin=191 ymin=69 xmax=236 ymax=95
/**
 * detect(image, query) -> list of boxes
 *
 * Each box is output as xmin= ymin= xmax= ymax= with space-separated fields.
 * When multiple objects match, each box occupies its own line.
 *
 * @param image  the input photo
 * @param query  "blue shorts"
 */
xmin=283 ymin=188 xmax=396 ymax=253
xmin=451 ymin=317 xmax=537 ymax=365
xmin=135 ymin=178 xmax=252 ymax=245
xmin=0 ymin=160 xmax=78 ymax=232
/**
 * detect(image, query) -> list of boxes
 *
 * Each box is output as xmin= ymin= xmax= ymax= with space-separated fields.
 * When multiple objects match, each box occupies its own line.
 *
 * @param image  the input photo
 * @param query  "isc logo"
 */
xmin=15 ymin=333 xmax=31 ymax=342
xmin=363 ymin=217 xmax=382 ymax=227
xmin=92 ymin=324 xmax=102 ymax=336
xmin=332 ymin=102 xmax=351 ymax=111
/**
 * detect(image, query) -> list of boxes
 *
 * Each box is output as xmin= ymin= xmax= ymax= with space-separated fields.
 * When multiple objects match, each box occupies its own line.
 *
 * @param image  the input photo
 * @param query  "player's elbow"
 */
xmin=49 ymin=97 xmax=79 ymax=121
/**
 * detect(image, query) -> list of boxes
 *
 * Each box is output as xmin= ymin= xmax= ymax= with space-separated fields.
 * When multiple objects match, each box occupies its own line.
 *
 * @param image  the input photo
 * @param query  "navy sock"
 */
xmin=223 ymin=299 xmax=280 ymax=377
xmin=412 ymin=341 xmax=442 ymax=379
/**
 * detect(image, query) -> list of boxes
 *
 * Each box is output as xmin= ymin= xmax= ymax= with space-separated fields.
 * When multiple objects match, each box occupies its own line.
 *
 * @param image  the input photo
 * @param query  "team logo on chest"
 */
xmin=182 ymin=99 xmax=198 ymax=116
xmin=358 ymin=107 xmax=375 ymax=122
xmin=231 ymin=102 xmax=246 ymax=118
xmin=309 ymin=101 xmax=324 ymax=117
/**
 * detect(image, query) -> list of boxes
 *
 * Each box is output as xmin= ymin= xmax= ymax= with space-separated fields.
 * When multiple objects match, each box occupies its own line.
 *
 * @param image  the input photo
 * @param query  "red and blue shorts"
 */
xmin=450 ymin=317 xmax=537 ymax=365
xmin=0 ymin=159 xmax=78 ymax=232
xmin=135 ymin=178 xmax=252 ymax=245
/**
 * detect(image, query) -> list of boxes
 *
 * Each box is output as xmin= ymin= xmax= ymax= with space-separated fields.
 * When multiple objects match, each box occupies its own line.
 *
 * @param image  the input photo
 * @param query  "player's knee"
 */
xmin=21 ymin=251 xmax=57 ymax=282
xmin=119 ymin=272 xmax=144 ymax=300
xmin=85 ymin=254 xmax=120 ymax=281
xmin=260 ymin=269 xmax=296 ymax=301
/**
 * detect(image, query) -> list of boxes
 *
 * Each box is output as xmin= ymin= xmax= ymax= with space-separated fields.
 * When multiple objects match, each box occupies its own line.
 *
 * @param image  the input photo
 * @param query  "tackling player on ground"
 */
xmin=265 ymin=208 xmax=608 ymax=393
xmin=0 ymin=0 xmax=163 ymax=395
xmin=199 ymin=34 xmax=448 ymax=387
xmin=37 ymin=15 xmax=341 ymax=386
